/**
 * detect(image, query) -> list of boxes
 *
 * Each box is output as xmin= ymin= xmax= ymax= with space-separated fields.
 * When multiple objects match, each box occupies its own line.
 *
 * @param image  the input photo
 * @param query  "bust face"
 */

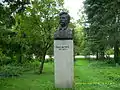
xmin=60 ymin=14 xmax=69 ymax=27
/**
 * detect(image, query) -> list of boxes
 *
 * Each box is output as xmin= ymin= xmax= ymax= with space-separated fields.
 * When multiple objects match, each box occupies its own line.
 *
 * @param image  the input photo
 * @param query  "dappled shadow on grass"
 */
xmin=33 ymin=70 xmax=54 ymax=76
xmin=88 ymin=61 xmax=116 ymax=68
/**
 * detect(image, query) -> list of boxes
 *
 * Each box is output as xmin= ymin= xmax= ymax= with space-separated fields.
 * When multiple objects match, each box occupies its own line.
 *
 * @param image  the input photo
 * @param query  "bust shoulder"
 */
xmin=54 ymin=27 xmax=73 ymax=40
xmin=66 ymin=28 xmax=73 ymax=33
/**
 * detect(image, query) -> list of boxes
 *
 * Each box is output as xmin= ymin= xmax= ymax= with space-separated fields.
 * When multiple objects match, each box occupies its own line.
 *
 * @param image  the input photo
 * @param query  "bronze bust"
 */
xmin=54 ymin=12 xmax=73 ymax=40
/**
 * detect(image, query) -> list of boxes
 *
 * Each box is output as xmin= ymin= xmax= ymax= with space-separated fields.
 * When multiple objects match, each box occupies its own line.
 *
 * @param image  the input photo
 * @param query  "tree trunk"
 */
xmin=114 ymin=40 xmax=119 ymax=65
xmin=17 ymin=53 xmax=22 ymax=64
xmin=96 ymin=51 xmax=99 ymax=60
xmin=99 ymin=46 xmax=105 ymax=60
xmin=100 ymin=51 xmax=105 ymax=60
xmin=39 ymin=54 xmax=46 ymax=74
xmin=17 ymin=45 xmax=22 ymax=64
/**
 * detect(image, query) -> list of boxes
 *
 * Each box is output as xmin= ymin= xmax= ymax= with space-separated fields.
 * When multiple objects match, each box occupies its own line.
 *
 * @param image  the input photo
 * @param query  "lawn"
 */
xmin=0 ymin=59 xmax=120 ymax=90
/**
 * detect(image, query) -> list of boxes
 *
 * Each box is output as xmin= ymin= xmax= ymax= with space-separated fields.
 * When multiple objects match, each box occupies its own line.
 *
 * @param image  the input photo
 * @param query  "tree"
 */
xmin=3 ymin=0 xmax=30 ymax=13
xmin=0 ymin=0 xmax=29 ymax=64
xmin=0 ymin=3 xmax=17 ymax=63
xmin=84 ymin=0 xmax=120 ymax=63
xmin=74 ymin=25 xmax=84 ymax=55
xmin=14 ymin=0 xmax=62 ymax=73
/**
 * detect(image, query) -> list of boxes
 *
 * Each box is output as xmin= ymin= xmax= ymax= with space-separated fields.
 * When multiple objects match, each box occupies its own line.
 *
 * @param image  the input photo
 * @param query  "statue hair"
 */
xmin=59 ymin=12 xmax=70 ymax=23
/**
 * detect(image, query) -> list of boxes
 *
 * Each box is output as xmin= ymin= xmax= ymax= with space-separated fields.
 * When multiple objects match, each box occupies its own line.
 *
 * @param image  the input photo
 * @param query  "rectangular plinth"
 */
xmin=54 ymin=40 xmax=74 ymax=88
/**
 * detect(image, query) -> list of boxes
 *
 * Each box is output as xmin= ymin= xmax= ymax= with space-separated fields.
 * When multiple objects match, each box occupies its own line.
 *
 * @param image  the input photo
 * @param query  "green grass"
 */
xmin=0 ymin=59 xmax=120 ymax=90
xmin=75 ymin=60 xmax=120 ymax=90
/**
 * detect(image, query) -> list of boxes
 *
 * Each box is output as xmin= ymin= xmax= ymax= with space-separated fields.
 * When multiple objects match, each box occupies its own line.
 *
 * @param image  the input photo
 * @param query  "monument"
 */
xmin=54 ymin=12 xmax=74 ymax=88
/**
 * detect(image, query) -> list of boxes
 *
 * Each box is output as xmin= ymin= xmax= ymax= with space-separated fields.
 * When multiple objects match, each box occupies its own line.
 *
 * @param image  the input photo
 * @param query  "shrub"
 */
xmin=0 ymin=65 xmax=23 ymax=77
xmin=0 ymin=60 xmax=40 ymax=77
xmin=105 ymin=59 xmax=115 ymax=64
xmin=21 ymin=60 xmax=40 ymax=72
xmin=0 ymin=50 xmax=12 ymax=65
xmin=45 ymin=58 xmax=54 ymax=63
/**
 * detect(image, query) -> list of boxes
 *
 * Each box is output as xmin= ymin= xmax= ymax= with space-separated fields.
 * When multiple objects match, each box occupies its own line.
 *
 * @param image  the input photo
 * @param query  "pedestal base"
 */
xmin=54 ymin=40 xmax=74 ymax=88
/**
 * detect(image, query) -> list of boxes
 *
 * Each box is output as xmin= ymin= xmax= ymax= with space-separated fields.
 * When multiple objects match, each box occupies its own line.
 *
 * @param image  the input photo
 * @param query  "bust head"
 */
xmin=59 ymin=12 xmax=70 ymax=28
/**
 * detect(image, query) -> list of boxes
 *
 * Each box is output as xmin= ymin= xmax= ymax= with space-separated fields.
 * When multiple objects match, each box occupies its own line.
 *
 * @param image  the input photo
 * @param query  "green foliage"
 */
xmin=74 ymin=25 xmax=84 ymax=55
xmin=84 ymin=0 xmax=120 ymax=61
xmin=0 ymin=60 xmax=40 ymax=77
xmin=0 ymin=0 xmax=64 ymax=66
xmin=13 ymin=0 xmax=61 ymax=59
xmin=0 ymin=2 xmax=19 ymax=64
xmin=3 ymin=0 xmax=30 ymax=13
xmin=47 ymin=45 xmax=54 ymax=56
xmin=105 ymin=48 xmax=114 ymax=55
xmin=22 ymin=61 xmax=40 ymax=72
xmin=0 ymin=65 xmax=23 ymax=77
xmin=0 ymin=50 xmax=12 ymax=65
xmin=88 ymin=60 xmax=114 ymax=67
xmin=0 ymin=3 xmax=15 ymax=28
xmin=45 ymin=58 xmax=54 ymax=63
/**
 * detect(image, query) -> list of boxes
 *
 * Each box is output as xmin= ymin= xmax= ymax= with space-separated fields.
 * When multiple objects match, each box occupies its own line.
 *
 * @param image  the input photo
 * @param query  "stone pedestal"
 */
xmin=54 ymin=40 xmax=74 ymax=88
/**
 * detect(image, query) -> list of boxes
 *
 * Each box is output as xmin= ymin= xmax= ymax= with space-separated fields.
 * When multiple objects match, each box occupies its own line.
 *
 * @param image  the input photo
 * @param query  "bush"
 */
xmin=0 ymin=50 xmax=12 ymax=65
xmin=45 ymin=58 xmax=54 ymax=63
xmin=31 ymin=61 xmax=40 ymax=73
xmin=19 ymin=60 xmax=40 ymax=73
xmin=0 ymin=60 xmax=40 ymax=77
xmin=105 ymin=59 xmax=115 ymax=64
xmin=0 ymin=65 xmax=23 ymax=77
xmin=89 ymin=59 xmax=115 ymax=68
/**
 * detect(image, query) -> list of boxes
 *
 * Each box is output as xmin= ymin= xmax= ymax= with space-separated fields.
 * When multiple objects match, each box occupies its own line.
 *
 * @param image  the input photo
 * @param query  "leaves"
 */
xmin=84 ymin=0 xmax=120 ymax=60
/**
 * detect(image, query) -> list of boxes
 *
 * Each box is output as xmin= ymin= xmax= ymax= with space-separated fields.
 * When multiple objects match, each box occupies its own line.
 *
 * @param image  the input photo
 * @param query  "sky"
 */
xmin=0 ymin=0 xmax=2 ymax=2
xmin=64 ymin=0 xmax=84 ymax=21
